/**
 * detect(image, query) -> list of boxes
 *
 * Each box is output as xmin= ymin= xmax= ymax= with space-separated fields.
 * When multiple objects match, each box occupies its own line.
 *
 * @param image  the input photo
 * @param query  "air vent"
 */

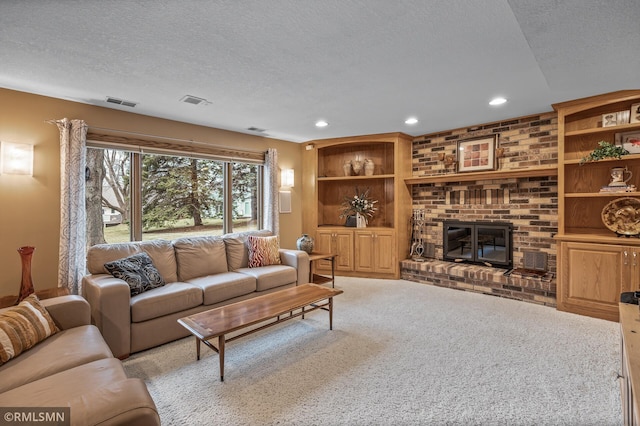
xmin=180 ymin=95 xmax=209 ymax=105
xmin=247 ymin=127 xmax=267 ymax=133
xmin=106 ymin=97 xmax=137 ymax=108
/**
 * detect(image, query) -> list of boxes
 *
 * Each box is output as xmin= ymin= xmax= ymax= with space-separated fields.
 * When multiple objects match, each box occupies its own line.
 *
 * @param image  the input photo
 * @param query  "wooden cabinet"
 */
xmin=554 ymin=90 xmax=640 ymax=321
xmin=314 ymin=229 xmax=353 ymax=273
xmin=558 ymin=241 xmax=635 ymax=321
xmin=302 ymin=133 xmax=412 ymax=278
xmin=354 ymin=229 xmax=396 ymax=274
xmin=620 ymin=302 xmax=640 ymax=425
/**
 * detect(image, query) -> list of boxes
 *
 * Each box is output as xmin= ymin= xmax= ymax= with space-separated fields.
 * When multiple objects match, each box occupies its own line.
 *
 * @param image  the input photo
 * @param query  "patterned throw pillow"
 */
xmin=247 ymin=235 xmax=281 ymax=268
xmin=104 ymin=252 xmax=166 ymax=296
xmin=0 ymin=294 xmax=60 ymax=365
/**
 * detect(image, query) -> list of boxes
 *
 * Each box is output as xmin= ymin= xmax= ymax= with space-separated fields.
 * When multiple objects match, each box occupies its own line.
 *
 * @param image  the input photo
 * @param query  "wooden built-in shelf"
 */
xmin=556 ymin=230 xmax=640 ymax=246
xmin=565 ymin=191 xmax=640 ymax=198
xmin=404 ymin=165 xmax=557 ymax=185
xmin=564 ymin=153 xmax=640 ymax=165
xmin=565 ymin=122 xmax=640 ymax=137
xmin=317 ymin=174 xmax=394 ymax=181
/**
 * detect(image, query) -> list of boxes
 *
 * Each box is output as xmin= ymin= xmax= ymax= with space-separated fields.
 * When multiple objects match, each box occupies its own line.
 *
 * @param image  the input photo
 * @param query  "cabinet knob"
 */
xmin=624 ymin=251 xmax=629 ymax=265
xmin=634 ymin=252 xmax=638 ymax=267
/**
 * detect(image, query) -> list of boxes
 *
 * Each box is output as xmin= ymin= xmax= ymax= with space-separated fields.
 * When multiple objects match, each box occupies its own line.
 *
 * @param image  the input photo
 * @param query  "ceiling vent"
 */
xmin=180 ymin=95 xmax=210 ymax=106
xmin=247 ymin=127 xmax=267 ymax=133
xmin=106 ymin=96 xmax=137 ymax=108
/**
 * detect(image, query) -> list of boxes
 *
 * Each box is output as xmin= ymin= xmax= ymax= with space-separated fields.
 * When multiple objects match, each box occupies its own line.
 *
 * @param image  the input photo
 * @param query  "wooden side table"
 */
xmin=308 ymin=252 xmax=336 ymax=288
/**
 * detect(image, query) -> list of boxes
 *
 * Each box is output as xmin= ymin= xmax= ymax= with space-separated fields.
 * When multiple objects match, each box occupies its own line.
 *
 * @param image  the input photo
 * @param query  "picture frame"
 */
xmin=602 ymin=112 xmax=618 ymax=127
xmin=457 ymin=135 xmax=497 ymax=173
xmin=615 ymin=130 xmax=640 ymax=154
xmin=631 ymin=103 xmax=640 ymax=124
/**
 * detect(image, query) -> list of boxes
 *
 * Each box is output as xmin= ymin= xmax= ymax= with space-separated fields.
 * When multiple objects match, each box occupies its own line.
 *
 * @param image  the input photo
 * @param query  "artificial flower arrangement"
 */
xmin=339 ymin=187 xmax=378 ymax=224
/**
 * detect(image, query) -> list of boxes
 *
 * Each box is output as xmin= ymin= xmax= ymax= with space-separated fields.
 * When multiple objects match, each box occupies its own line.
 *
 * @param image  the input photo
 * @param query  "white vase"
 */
xmin=351 ymin=159 xmax=363 ymax=175
xmin=364 ymin=159 xmax=374 ymax=176
xmin=342 ymin=161 xmax=352 ymax=176
xmin=356 ymin=213 xmax=367 ymax=228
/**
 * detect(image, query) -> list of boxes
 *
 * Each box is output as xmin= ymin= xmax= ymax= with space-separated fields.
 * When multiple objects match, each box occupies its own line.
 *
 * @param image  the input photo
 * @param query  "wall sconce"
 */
xmin=281 ymin=169 xmax=294 ymax=188
xmin=1 ymin=142 xmax=34 ymax=176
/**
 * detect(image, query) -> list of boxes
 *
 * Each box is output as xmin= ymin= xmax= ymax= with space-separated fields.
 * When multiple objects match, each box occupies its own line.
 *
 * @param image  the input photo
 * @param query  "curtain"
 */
xmin=56 ymin=118 xmax=88 ymax=295
xmin=263 ymin=148 xmax=279 ymax=235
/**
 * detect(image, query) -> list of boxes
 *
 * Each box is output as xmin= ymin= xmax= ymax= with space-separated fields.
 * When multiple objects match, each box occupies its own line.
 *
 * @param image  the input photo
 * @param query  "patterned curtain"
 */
xmin=263 ymin=148 xmax=279 ymax=235
xmin=56 ymin=118 xmax=88 ymax=295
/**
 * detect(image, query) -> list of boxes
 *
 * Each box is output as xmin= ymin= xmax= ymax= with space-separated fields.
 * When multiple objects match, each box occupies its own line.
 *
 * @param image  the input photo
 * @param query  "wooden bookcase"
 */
xmin=302 ymin=133 xmax=412 ymax=279
xmin=554 ymin=90 xmax=640 ymax=321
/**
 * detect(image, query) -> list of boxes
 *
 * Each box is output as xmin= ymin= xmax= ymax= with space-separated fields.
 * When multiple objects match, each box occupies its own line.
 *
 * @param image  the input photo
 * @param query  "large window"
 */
xmin=86 ymin=147 xmax=262 ymax=245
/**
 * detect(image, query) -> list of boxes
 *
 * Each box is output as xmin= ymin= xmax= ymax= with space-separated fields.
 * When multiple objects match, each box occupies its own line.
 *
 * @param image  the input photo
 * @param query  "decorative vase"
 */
xmin=364 ymin=159 xmax=374 ymax=176
xmin=342 ymin=161 xmax=352 ymax=176
xmin=356 ymin=213 xmax=367 ymax=228
xmin=17 ymin=246 xmax=35 ymax=303
xmin=351 ymin=159 xmax=363 ymax=175
xmin=345 ymin=215 xmax=357 ymax=227
xmin=296 ymin=234 xmax=314 ymax=254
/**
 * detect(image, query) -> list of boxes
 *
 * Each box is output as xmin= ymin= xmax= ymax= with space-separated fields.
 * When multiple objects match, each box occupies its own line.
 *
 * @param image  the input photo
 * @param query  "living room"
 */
xmin=1 ymin=1 xmax=639 ymax=425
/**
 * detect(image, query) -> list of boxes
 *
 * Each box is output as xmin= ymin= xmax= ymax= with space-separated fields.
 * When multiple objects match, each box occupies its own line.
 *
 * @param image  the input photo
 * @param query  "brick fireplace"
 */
xmin=401 ymin=112 xmax=559 ymax=306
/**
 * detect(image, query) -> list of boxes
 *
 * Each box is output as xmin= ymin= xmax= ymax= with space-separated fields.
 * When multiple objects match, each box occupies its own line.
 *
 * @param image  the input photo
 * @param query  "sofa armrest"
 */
xmin=279 ymin=249 xmax=310 ymax=284
xmin=41 ymin=295 xmax=90 ymax=329
xmin=82 ymin=274 xmax=132 ymax=358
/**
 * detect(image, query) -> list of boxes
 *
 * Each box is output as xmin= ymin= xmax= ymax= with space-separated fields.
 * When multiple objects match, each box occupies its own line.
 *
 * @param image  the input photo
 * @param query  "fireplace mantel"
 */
xmin=404 ymin=164 xmax=557 ymax=185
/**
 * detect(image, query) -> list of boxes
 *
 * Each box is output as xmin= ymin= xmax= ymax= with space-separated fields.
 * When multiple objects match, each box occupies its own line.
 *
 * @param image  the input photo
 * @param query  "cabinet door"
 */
xmin=355 ymin=230 xmax=396 ymax=274
xmin=314 ymin=230 xmax=335 ymax=272
xmin=354 ymin=232 xmax=374 ymax=272
xmin=373 ymin=230 xmax=396 ymax=273
xmin=334 ymin=231 xmax=354 ymax=272
xmin=559 ymin=241 xmax=630 ymax=321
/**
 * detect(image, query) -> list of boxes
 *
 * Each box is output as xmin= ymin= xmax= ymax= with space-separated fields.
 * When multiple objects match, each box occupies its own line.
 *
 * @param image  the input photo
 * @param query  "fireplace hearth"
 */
xmin=443 ymin=221 xmax=513 ymax=268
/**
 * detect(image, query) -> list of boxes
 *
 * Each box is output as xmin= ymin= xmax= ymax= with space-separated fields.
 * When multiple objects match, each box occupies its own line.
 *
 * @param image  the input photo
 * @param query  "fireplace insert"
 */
xmin=443 ymin=221 xmax=513 ymax=268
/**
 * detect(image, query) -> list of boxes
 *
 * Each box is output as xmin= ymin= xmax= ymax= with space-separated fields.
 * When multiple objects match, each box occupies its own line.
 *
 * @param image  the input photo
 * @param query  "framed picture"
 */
xmin=615 ymin=131 xmax=640 ymax=154
xmin=457 ymin=135 xmax=497 ymax=173
xmin=631 ymin=103 xmax=640 ymax=124
xmin=602 ymin=112 xmax=618 ymax=127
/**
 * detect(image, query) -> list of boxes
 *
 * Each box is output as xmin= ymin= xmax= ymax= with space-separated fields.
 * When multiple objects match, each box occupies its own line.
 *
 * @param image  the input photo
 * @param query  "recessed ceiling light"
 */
xmin=405 ymin=117 xmax=419 ymax=125
xmin=489 ymin=97 xmax=507 ymax=106
xmin=315 ymin=120 xmax=329 ymax=128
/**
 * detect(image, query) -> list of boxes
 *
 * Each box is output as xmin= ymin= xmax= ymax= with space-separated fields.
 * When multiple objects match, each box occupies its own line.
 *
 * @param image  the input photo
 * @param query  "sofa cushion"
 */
xmin=104 ymin=252 xmax=166 ymax=297
xmin=187 ymin=272 xmax=257 ymax=305
xmin=0 ymin=357 xmax=160 ymax=426
xmin=87 ymin=240 xmax=178 ymax=283
xmin=0 ymin=294 xmax=60 ymax=366
xmin=224 ymin=230 xmax=272 ymax=270
xmin=0 ymin=324 xmax=112 ymax=394
xmin=130 ymin=283 xmax=203 ymax=323
xmin=173 ymin=236 xmax=228 ymax=281
xmin=237 ymin=265 xmax=297 ymax=291
xmin=248 ymin=235 xmax=282 ymax=267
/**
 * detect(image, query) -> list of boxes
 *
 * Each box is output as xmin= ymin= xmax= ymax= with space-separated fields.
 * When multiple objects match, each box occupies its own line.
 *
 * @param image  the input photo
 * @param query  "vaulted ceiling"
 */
xmin=1 ymin=0 xmax=638 ymax=142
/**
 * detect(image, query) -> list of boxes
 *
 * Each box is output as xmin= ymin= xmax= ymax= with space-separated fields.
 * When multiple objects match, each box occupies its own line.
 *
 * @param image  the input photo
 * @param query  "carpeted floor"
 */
xmin=123 ymin=277 xmax=622 ymax=425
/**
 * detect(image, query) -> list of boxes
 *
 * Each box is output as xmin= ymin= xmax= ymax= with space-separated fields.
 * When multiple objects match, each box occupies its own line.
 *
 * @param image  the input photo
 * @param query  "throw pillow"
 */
xmin=247 ymin=235 xmax=281 ymax=268
xmin=0 ymin=294 xmax=60 ymax=366
xmin=104 ymin=252 xmax=166 ymax=296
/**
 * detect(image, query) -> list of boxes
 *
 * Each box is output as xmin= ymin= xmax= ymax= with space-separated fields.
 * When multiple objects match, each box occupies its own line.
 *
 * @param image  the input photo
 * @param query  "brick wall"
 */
xmin=402 ymin=112 xmax=559 ymax=305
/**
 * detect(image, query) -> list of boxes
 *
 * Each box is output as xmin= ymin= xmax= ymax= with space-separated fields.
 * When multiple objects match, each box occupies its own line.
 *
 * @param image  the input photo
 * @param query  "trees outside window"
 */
xmin=86 ymin=148 xmax=262 ymax=245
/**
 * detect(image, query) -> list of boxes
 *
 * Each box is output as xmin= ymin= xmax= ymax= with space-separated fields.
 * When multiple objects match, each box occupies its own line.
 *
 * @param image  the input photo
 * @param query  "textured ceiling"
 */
xmin=1 ymin=0 xmax=638 ymax=142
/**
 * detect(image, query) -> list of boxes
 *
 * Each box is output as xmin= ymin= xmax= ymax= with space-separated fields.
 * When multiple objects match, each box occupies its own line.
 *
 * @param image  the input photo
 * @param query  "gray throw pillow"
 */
xmin=104 ymin=252 xmax=166 ymax=296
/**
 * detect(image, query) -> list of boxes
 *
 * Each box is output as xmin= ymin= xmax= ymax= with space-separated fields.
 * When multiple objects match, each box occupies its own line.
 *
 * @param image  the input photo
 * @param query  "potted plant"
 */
xmin=339 ymin=187 xmax=378 ymax=227
xmin=579 ymin=141 xmax=629 ymax=165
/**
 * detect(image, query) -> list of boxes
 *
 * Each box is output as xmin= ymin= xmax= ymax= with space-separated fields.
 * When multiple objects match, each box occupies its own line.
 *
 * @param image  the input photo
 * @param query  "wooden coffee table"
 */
xmin=177 ymin=283 xmax=343 ymax=381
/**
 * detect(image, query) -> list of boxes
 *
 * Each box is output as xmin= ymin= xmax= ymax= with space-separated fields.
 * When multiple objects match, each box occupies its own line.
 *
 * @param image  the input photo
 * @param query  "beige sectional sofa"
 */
xmin=83 ymin=230 xmax=310 ymax=358
xmin=0 ymin=295 xmax=159 ymax=426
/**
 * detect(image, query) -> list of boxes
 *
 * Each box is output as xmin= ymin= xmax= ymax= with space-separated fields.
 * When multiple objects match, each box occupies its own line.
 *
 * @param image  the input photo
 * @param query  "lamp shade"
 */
xmin=1 ymin=142 xmax=33 ymax=175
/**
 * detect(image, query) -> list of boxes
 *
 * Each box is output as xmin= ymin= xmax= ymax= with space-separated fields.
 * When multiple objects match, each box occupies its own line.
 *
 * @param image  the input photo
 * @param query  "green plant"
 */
xmin=579 ymin=141 xmax=629 ymax=165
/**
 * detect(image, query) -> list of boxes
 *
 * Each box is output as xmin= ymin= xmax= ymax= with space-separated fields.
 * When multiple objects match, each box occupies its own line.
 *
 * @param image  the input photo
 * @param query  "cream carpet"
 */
xmin=123 ymin=277 xmax=622 ymax=425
